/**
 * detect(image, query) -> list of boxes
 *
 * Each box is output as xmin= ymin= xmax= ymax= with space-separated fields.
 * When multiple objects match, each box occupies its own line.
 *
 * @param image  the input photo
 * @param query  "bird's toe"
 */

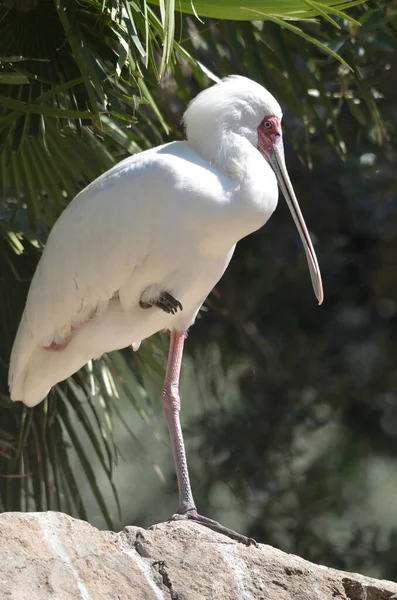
xmin=139 ymin=289 xmax=183 ymax=315
xmin=170 ymin=509 xmax=257 ymax=546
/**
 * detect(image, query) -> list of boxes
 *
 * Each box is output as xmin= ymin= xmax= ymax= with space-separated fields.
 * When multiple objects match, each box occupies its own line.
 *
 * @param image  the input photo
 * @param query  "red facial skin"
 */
xmin=257 ymin=115 xmax=282 ymax=160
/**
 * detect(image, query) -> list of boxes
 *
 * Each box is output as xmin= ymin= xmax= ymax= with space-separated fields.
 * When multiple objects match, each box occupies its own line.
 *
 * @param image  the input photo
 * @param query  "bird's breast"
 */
xmin=238 ymin=164 xmax=279 ymax=228
xmin=187 ymin=138 xmax=280 ymax=251
xmin=205 ymin=163 xmax=279 ymax=252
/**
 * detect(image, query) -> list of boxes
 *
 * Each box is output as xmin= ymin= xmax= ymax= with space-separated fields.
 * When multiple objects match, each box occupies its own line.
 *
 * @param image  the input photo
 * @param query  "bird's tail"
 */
xmin=8 ymin=312 xmax=46 ymax=406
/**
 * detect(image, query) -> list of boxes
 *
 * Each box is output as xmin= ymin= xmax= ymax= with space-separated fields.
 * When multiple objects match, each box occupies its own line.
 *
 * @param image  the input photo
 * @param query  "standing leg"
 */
xmin=162 ymin=329 xmax=196 ymax=513
xmin=162 ymin=329 xmax=256 ymax=546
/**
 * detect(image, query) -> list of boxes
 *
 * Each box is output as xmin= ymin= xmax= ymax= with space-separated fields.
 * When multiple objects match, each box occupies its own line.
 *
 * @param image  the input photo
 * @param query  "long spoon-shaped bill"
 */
xmin=269 ymin=138 xmax=323 ymax=305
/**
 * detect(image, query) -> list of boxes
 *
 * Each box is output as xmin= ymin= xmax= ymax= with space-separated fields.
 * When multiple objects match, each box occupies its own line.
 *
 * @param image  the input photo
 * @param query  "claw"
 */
xmin=139 ymin=290 xmax=183 ymax=315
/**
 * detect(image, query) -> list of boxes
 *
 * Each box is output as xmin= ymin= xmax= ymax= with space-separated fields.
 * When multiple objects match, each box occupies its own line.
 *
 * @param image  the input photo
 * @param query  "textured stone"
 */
xmin=0 ymin=511 xmax=396 ymax=600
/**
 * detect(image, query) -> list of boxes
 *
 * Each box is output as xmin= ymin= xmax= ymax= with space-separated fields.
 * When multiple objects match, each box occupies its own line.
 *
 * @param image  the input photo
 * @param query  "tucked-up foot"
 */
xmin=170 ymin=509 xmax=257 ymax=546
xmin=139 ymin=291 xmax=183 ymax=315
xmin=157 ymin=292 xmax=183 ymax=315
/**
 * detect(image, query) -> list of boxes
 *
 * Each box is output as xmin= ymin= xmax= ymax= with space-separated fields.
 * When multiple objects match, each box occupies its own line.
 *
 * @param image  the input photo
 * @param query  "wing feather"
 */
xmin=9 ymin=140 xmax=229 ymax=402
xmin=9 ymin=147 xmax=172 ymax=398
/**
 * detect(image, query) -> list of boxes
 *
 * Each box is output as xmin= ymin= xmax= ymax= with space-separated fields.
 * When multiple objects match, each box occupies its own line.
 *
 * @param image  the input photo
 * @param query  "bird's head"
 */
xmin=184 ymin=75 xmax=282 ymax=152
xmin=184 ymin=76 xmax=323 ymax=305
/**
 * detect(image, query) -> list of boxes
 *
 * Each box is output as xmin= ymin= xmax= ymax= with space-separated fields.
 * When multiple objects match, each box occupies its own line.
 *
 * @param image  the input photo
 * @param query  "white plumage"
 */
xmin=9 ymin=75 xmax=322 ymax=407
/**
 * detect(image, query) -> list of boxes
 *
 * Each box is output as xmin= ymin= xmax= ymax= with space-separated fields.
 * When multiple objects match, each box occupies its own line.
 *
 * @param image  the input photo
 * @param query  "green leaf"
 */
xmin=57 ymin=390 xmax=114 ymax=528
xmin=0 ymin=96 xmax=93 ymax=119
xmin=55 ymin=0 xmax=104 ymax=122
xmin=0 ymin=73 xmax=29 ymax=84
xmin=51 ymin=416 xmax=89 ymax=520
xmin=34 ymin=77 xmax=84 ymax=104
xmin=148 ymin=0 xmax=365 ymax=21
xmin=137 ymin=77 xmax=169 ymax=134
xmin=261 ymin=14 xmax=353 ymax=69
xmin=158 ymin=0 xmax=175 ymax=78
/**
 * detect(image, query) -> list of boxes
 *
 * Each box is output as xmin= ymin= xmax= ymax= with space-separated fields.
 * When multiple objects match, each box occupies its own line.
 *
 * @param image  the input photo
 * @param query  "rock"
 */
xmin=0 ymin=511 xmax=396 ymax=600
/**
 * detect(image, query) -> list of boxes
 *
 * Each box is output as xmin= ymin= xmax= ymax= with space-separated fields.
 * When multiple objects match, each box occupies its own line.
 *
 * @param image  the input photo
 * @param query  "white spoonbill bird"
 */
xmin=9 ymin=75 xmax=323 ymax=544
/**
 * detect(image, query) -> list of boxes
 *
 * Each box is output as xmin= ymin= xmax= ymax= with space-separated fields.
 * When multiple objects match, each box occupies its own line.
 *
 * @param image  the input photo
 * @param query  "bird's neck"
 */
xmin=190 ymin=131 xmax=259 ymax=180
xmin=219 ymin=133 xmax=278 ymax=226
xmin=215 ymin=133 xmax=259 ymax=179
xmin=199 ymin=132 xmax=276 ymax=196
xmin=191 ymin=132 xmax=279 ymax=252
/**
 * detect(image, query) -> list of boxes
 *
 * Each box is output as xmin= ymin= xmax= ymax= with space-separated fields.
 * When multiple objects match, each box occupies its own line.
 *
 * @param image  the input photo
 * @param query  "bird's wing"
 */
xmin=9 ymin=144 xmax=201 ymax=394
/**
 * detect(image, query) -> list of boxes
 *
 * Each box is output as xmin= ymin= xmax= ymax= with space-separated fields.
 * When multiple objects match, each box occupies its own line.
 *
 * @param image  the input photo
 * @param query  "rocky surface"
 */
xmin=1 ymin=511 xmax=396 ymax=599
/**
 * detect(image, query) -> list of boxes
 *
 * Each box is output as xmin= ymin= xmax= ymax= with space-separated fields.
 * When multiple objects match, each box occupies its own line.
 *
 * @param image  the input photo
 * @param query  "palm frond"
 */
xmin=148 ymin=0 xmax=365 ymax=67
xmin=1 ymin=121 xmax=114 ymax=232
xmin=149 ymin=0 xmax=365 ymax=20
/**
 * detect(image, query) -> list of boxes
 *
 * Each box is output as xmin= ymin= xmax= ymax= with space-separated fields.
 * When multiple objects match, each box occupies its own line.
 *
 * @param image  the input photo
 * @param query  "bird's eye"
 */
xmin=264 ymin=120 xmax=272 ymax=129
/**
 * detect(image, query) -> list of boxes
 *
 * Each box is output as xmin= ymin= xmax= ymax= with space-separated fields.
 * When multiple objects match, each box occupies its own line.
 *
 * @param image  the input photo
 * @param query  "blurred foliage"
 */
xmin=1 ymin=0 xmax=397 ymax=581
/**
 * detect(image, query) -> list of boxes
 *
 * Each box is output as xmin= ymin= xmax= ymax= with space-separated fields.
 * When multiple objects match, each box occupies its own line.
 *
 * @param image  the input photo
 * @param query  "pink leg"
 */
xmin=162 ymin=330 xmax=256 ymax=545
xmin=162 ymin=329 xmax=196 ymax=512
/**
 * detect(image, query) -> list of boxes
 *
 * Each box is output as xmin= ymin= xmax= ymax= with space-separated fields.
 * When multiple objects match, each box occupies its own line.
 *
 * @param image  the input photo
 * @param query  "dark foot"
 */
xmin=139 ymin=291 xmax=183 ymax=315
xmin=170 ymin=509 xmax=257 ymax=546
